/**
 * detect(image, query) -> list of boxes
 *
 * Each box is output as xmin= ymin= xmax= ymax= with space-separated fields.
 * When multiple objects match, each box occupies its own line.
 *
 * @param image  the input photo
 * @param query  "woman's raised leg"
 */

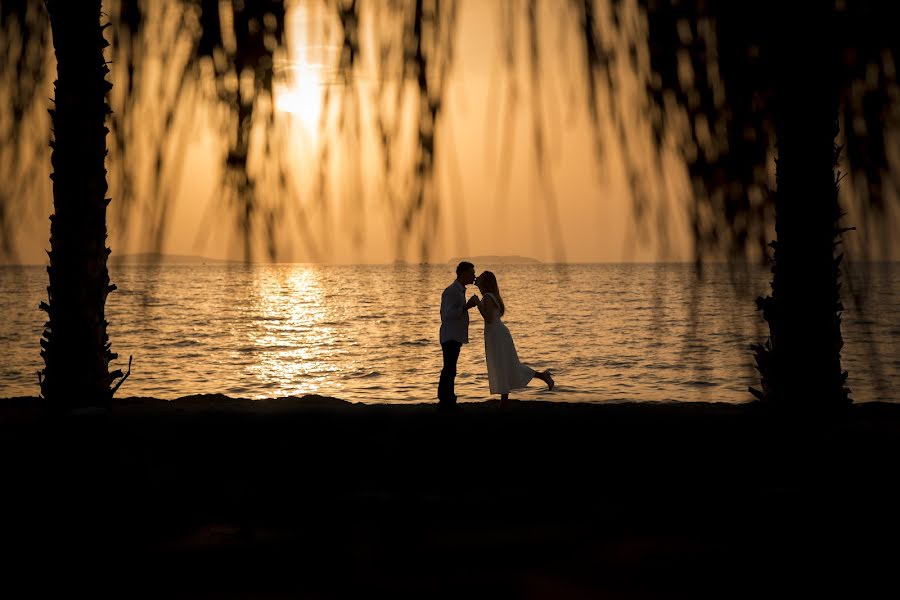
xmin=535 ymin=370 xmax=555 ymax=391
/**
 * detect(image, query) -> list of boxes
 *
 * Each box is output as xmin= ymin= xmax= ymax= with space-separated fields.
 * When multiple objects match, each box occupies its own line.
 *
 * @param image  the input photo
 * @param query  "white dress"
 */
xmin=480 ymin=293 xmax=535 ymax=394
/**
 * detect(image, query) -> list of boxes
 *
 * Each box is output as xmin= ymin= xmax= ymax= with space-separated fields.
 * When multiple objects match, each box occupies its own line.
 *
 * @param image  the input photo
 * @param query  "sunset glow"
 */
xmin=274 ymin=6 xmax=324 ymax=134
xmin=275 ymin=64 xmax=323 ymax=132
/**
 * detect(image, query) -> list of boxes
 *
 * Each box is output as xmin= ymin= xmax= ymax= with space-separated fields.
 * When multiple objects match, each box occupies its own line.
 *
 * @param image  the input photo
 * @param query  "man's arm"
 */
xmin=440 ymin=288 xmax=466 ymax=321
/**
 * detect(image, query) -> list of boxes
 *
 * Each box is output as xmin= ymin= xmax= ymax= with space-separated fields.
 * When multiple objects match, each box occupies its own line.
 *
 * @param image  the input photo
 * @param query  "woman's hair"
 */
xmin=478 ymin=271 xmax=505 ymax=316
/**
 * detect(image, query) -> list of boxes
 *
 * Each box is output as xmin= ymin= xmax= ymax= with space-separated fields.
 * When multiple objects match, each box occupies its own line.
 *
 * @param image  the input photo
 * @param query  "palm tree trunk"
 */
xmin=40 ymin=0 xmax=119 ymax=408
xmin=751 ymin=6 xmax=850 ymax=410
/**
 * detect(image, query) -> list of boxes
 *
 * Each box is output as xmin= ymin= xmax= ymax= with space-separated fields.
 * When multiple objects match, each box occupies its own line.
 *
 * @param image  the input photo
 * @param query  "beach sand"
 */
xmin=3 ymin=395 xmax=900 ymax=597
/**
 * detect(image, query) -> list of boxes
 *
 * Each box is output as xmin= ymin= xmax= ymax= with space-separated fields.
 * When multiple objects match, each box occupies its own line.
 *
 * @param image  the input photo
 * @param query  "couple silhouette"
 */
xmin=437 ymin=261 xmax=554 ymax=410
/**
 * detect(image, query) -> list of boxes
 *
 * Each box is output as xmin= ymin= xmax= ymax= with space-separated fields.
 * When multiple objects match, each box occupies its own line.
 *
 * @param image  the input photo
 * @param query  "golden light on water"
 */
xmin=245 ymin=266 xmax=339 ymax=399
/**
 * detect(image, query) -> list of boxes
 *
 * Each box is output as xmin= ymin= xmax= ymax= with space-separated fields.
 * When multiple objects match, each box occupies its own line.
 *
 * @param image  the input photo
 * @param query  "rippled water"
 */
xmin=1 ymin=262 xmax=898 ymax=403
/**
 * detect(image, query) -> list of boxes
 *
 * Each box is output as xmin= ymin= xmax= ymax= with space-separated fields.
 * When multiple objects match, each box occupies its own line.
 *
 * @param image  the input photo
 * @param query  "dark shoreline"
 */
xmin=3 ymin=396 xmax=900 ymax=597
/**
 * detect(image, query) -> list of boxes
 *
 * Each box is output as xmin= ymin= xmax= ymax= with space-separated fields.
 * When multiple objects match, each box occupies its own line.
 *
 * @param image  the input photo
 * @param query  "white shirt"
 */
xmin=439 ymin=281 xmax=469 ymax=344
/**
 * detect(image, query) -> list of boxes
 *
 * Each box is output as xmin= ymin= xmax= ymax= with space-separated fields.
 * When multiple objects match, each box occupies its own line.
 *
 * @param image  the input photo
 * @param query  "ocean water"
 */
xmin=1 ymin=262 xmax=898 ymax=404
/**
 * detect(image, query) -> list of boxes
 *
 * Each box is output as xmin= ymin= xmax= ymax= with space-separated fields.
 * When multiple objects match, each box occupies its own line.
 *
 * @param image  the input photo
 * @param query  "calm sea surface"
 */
xmin=1 ymin=263 xmax=898 ymax=404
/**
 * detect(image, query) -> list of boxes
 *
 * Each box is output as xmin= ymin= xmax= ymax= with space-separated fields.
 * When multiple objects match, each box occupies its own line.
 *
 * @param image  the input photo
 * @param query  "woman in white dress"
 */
xmin=471 ymin=271 xmax=554 ymax=408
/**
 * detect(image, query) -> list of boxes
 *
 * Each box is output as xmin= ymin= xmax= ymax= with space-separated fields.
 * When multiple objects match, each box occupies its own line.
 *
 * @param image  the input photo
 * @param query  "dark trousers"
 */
xmin=437 ymin=340 xmax=462 ymax=404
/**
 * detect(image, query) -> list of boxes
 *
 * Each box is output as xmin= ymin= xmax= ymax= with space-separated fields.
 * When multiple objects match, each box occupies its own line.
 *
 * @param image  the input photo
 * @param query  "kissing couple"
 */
xmin=437 ymin=261 xmax=554 ymax=410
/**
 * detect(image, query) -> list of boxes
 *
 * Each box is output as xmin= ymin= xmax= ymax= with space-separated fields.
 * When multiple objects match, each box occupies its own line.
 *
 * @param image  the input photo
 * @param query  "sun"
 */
xmin=274 ymin=6 xmax=324 ymax=134
xmin=276 ymin=65 xmax=322 ymax=132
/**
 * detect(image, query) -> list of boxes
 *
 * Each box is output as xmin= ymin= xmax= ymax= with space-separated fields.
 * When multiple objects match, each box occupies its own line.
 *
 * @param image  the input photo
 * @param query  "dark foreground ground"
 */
xmin=2 ymin=396 xmax=900 ymax=598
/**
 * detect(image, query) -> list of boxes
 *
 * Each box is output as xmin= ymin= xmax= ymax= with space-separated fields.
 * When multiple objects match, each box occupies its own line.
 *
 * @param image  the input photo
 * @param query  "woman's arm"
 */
xmin=476 ymin=294 xmax=494 ymax=319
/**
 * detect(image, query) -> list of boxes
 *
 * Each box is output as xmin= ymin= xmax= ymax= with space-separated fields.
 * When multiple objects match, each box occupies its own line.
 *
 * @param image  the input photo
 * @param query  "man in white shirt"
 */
xmin=438 ymin=261 xmax=478 ymax=408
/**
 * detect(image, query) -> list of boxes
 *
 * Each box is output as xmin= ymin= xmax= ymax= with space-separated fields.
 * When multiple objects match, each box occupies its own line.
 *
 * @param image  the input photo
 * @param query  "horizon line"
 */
xmin=5 ymin=258 xmax=899 ymax=267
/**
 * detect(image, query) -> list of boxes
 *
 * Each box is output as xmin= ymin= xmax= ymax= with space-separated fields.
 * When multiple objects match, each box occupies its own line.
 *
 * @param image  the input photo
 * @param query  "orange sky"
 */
xmin=7 ymin=0 xmax=895 ymax=265
xmin=6 ymin=1 xmax=691 ymax=265
xmin=153 ymin=1 xmax=691 ymax=264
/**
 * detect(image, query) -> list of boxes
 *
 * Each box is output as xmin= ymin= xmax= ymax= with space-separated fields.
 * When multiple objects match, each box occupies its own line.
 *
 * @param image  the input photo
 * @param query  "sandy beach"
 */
xmin=3 ymin=396 xmax=900 ymax=598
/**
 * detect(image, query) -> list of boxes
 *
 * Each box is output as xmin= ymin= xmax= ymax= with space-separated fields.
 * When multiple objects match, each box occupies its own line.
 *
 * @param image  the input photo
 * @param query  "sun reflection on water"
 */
xmin=244 ymin=266 xmax=341 ymax=399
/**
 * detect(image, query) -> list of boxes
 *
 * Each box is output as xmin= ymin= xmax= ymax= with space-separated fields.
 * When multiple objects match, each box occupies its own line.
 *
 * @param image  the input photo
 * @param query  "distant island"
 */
xmin=110 ymin=252 xmax=235 ymax=264
xmin=447 ymin=255 xmax=542 ymax=265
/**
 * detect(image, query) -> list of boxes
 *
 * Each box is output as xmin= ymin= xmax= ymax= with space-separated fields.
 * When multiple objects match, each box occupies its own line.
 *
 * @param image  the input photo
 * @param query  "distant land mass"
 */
xmin=110 ymin=252 xmax=235 ymax=264
xmin=447 ymin=255 xmax=542 ymax=265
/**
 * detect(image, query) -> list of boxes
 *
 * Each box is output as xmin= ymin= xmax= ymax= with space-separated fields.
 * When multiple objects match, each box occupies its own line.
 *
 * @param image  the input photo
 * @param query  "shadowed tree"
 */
xmin=625 ymin=0 xmax=900 ymax=409
xmin=38 ymin=0 xmax=129 ymax=408
xmin=753 ymin=3 xmax=848 ymax=409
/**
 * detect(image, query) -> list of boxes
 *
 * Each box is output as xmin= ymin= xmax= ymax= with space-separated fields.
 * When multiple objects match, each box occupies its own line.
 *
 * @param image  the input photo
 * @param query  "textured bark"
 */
xmin=750 ymin=6 xmax=850 ymax=410
xmin=40 ymin=0 xmax=121 ymax=408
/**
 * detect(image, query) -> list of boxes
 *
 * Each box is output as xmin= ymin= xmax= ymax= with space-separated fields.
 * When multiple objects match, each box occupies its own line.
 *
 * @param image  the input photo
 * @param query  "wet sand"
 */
xmin=3 ymin=395 xmax=900 ymax=598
